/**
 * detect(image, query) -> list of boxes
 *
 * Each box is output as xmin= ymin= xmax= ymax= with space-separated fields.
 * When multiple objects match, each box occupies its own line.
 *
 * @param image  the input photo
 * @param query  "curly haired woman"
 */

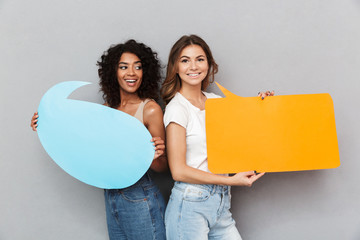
xmin=31 ymin=40 xmax=168 ymax=240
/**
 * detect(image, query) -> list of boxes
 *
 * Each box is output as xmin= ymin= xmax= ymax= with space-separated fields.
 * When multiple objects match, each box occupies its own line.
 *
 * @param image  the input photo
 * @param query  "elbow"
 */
xmin=170 ymin=170 xmax=185 ymax=182
xmin=171 ymin=173 xmax=182 ymax=182
xmin=150 ymin=159 xmax=168 ymax=173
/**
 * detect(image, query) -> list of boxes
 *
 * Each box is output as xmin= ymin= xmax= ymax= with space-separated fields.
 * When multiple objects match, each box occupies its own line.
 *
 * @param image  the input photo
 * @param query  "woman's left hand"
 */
xmin=151 ymin=137 xmax=165 ymax=160
xmin=258 ymin=90 xmax=275 ymax=100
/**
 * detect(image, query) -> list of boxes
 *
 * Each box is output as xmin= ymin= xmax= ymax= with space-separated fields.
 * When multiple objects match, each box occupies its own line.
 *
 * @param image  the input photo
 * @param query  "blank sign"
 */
xmin=206 ymin=82 xmax=340 ymax=173
xmin=37 ymin=81 xmax=154 ymax=189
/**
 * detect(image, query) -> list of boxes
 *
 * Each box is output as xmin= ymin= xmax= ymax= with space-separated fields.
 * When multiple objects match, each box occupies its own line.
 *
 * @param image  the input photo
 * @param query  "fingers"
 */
xmin=232 ymin=171 xmax=265 ymax=187
xmin=258 ymin=90 xmax=275 ymax=100
xmin=151 ymin=137 xmax=165 ymax=160
xmin=244 ymin=171 xmax=265 ymax=184
xmin=258 ymin=92 xmax=267 ymax=100
xmin=151 ymin=138 xmax=165 ymax=150
xmin=249 ymin=172 xmax=265 ymax=183
xmin=30 ymin=112 xmax=39 ymax=131
xmin=153 ymin=149 xmax=164 ymax=160
xmin=243 ymin=170 xmax=257 ymax=176
xmin=151 ymin=136 xmax=162 ymax=143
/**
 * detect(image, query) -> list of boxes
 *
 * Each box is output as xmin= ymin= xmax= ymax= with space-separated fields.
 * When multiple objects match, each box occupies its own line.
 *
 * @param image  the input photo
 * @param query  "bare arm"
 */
xmin=166 ymin=122 xmax=264 ymax=186
xmin=143 ymin=101 xmax=168 ymax=172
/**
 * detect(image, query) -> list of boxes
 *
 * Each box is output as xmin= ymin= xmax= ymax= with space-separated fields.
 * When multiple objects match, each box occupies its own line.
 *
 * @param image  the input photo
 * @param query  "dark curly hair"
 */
xmin=97 ymin=40 xmax=161 ymax=108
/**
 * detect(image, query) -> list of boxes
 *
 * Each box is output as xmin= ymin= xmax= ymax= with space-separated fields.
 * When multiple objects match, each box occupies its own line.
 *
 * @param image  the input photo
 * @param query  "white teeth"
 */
xmin=188 ymin=73 xmax=199 ymax=76
xmin=125 ymin=80 xmax=136 ymax=83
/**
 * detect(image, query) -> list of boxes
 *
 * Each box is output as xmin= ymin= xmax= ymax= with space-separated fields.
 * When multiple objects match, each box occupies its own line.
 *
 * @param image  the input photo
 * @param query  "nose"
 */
xmin=190 ymin=60 xmax=198 ymax=70
xmin=127 ymin=66 xmax=135 ymax=75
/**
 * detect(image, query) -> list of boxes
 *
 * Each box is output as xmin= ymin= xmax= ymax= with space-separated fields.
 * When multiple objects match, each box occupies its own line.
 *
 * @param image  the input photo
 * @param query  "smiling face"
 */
xmin=177 ymin=44 xmax=209 ymax=88
xmin=117 ymin=52 xmax=143 ymax=94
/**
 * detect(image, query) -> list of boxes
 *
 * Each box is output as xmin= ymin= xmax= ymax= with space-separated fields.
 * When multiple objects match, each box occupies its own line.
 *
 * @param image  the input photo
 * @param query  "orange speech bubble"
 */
xmin=206 ymin=82 xmax=340 ymax=173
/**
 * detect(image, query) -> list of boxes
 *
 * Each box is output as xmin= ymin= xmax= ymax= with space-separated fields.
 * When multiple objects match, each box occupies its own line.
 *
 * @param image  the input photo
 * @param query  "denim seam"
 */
xmin=120 ymin=192 xmax=148 ymax=202
xmin=178 ymin=198 xmax=184 ymax=240
xmin=154 ymin=190 xmax=165 ymax=220
xmin=143 ymin=192 xmax=156 ymax=240
xmin=108 ymin=191 xmax=121 ymax=227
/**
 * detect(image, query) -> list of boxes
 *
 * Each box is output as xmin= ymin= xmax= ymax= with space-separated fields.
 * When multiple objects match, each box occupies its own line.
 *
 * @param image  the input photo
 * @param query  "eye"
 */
xmin=181 ymin=59 xmax=189 ymax=63
xmin=135 ymin=65 xmax=142 ymax=70
xmin=119 ymin=66 xmax=127 ymax=70
xmin=198 ymin=58 xmax=205 ymax=62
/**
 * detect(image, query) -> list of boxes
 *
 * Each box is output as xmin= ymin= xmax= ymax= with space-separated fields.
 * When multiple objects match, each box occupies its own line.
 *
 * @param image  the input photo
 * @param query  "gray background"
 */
xmin=1 ymin=0 xmax=359 ymax=239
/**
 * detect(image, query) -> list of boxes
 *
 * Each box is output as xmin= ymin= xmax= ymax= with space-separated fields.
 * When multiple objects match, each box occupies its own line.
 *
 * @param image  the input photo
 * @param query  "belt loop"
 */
xmin=211 ymin=185 xmax=216 ymax=195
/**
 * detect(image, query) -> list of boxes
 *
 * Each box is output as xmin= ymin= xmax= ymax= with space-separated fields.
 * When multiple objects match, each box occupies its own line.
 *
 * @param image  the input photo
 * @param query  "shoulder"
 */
xmin=203 ymin=91 xmax=222 ymax=99
xmin=143 ymin=99 xmax=163 ymax=119
xmin=164 ymin=94 xmax=190 ymax=128
xmin=165 ymin=93 xmax=189 ymax=115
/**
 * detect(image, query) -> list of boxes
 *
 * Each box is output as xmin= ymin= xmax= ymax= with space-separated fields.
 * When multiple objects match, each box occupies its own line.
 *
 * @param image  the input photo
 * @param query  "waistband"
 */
xmin=174 ymin=181 xmax=230 ymax=194
xmin=105 ymin=171 xmax=152 ymax=191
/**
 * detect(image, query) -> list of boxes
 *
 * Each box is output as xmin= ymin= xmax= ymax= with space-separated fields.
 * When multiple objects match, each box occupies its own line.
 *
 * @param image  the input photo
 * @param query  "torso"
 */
xmin=116 ymin=98 xmax=152 ymax=124
xmin=164 ymin=91 xmax=221 ymax=172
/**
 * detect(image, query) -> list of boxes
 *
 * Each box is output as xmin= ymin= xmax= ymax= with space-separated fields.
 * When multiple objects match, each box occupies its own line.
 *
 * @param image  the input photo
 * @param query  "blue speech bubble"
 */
xmin=37 ymin=81 xmax=154 ymax=189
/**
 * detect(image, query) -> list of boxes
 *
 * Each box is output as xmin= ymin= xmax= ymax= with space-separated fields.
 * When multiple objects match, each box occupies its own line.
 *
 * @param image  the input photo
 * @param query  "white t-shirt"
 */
xmin=164 ymin=91 xmax=221 ymax=173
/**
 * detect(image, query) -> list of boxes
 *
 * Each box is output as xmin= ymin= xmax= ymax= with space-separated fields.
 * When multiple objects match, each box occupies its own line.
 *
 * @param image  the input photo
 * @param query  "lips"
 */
xmin=187 ymin=73 xmax=201 ymax=78
xmin=125 ymin=79 xmax=137 ymax=83
xmin=124 ymin=79 xmax=138 ymax=87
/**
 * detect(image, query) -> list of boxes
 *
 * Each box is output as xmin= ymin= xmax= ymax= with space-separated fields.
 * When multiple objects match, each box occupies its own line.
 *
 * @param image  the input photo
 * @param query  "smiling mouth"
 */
xmin=125 ymin=79 xmax=137 ymax=83
xmin=187 ymin=73 xmax=200 ymax=77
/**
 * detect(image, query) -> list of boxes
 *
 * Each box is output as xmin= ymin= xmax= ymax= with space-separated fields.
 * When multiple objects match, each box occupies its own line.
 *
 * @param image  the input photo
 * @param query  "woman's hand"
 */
xmin=151 ymin=136 xmax=165 ymax=160
xmin=258 ymin=90 xmax=275 ymax=100
xmin=30 ymin=112 xmax=38 ymax=131
xmin=228 ymin=171 xmax=265 ymax=187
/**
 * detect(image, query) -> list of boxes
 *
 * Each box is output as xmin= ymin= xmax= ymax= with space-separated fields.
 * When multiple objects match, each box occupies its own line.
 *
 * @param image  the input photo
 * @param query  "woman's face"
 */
xmin=177 ymin=44 xmax=209 ymax=88
xmin=117 ymin=52 xmax=143 ymax=94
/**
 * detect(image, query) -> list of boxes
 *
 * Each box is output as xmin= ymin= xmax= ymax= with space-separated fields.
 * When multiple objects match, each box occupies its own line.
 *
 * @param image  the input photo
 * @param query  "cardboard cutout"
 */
xmin=37 ymin=81 xmax=154 ymax=189
xmin=206 ymin=82 xmax=340 ymax=173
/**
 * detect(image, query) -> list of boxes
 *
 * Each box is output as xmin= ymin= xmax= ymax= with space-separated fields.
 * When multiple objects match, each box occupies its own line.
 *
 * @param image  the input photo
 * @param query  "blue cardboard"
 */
xmin=37 ymin=81 xmax=154 ymax=189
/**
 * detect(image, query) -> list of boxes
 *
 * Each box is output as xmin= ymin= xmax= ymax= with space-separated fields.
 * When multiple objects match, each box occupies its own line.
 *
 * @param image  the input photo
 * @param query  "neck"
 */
xmin=179 ymin=82 xmax=207 ymax=110
xmin=179 ymin=82 xmax=203 ymax=100
xmin=119 ymin=89 xmax=141 ymax=106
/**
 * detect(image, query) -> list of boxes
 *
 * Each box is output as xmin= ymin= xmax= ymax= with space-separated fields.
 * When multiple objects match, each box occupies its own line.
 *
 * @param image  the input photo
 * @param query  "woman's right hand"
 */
xmin=228 ymin=171 xmax=265 ymax=187
xmin=30 ymin=112 xmax=38 ymax=131
xmin=151 ymin=136 xmax=165 ymax=160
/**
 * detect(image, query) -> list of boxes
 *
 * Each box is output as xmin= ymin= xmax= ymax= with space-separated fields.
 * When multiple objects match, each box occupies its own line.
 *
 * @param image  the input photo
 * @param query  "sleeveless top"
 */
xmin=133 ymin=99 xmax=151 ymax=124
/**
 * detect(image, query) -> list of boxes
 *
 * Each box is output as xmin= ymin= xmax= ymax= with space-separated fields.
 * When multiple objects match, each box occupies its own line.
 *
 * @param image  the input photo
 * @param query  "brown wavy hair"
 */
xmin=97 ymin=40 xmax=161 ymax=108
xmin=161 ymin=35 xmax=218 ymax=104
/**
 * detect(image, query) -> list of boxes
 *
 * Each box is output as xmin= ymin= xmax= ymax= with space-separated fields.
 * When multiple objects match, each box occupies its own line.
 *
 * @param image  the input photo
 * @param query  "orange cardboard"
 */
xmin=206 ymin=82 xmax=340 ymax=173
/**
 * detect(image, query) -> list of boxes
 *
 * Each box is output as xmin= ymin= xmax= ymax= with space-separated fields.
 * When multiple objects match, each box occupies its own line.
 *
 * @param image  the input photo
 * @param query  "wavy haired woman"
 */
xmin=161 ymin=35 xmax=273 ymax=240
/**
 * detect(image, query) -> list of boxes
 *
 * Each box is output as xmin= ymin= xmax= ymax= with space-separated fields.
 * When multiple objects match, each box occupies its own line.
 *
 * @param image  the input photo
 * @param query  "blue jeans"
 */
xmin=104 ymin=172 xmax=166 ymax=240
xmin=165 ymin=182 xmax=242 ymax=240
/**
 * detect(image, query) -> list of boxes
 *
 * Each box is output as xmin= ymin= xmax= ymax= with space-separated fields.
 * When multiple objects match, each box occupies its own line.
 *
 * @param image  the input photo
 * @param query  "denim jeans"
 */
xmin=104 ymin=172 xmax=166 ymax=240
xmin=165 ymin=181 xmax=242 ymax=240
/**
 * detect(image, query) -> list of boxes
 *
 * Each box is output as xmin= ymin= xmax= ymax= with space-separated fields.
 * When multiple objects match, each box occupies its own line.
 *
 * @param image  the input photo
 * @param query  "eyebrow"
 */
xmin=118 ymin=61 xmax=142 ymax=65
xmin=179 ymin=55 xmax=206 ymax=59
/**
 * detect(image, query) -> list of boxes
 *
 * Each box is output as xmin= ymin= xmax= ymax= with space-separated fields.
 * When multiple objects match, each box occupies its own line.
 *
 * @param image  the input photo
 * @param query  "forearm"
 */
xmin=150 ymin=155 xmax=168 ymax=172
xmin=170 ymin=162 xmax=232 ymax=185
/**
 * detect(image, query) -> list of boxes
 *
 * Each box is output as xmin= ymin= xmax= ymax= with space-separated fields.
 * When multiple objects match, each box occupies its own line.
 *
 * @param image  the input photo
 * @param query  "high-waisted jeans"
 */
xmin=104 ymin=172 xmax=166 ymax=240
xmin=165 ymin=181 xmax=242 ymax=240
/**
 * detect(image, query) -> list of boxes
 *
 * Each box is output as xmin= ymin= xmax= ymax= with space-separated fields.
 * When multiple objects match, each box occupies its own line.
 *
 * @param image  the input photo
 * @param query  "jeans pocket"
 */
xmin=120 ymin=186 xmax=147 ymax=202
xmin=183 ymin=186 xmax=210 ymax=202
